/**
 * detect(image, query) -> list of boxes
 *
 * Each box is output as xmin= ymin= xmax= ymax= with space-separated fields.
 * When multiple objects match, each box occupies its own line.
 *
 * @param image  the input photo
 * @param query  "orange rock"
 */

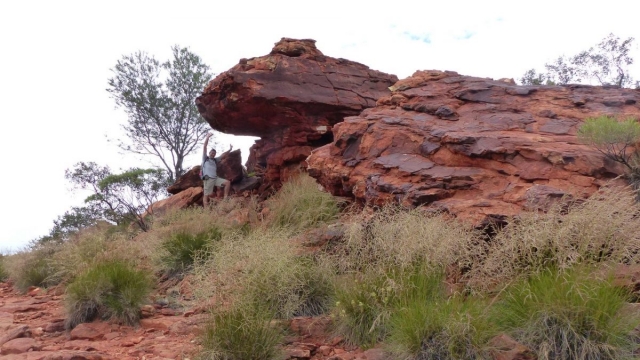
xmin=308 ymin=70 xmax=640 ymax=225
xmin=69 ymin=322 xmax=111 ymax=341
xmin=0 ymin=337 xmax=41 ymax=355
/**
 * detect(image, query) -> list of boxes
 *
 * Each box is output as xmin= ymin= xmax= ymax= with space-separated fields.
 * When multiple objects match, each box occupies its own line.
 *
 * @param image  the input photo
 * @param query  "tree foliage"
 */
xmin=66 ymin=162 xmax=168 ymax=232
xmin=521 ymin=34 xmax=637 ymax=87
xmin=107 ymin=46 xmax=213 ymax=181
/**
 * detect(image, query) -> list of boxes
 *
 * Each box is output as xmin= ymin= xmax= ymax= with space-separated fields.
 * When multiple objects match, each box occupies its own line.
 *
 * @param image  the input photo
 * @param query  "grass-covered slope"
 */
xmin=2 ymin=174 xmax=640 ymax=359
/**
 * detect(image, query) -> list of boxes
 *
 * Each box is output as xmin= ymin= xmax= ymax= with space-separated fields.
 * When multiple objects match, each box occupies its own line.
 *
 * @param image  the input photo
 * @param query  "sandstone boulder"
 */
xmin=167 ymin=167 xmax=202 ymax=195
xmin=307 ymin=70 xmax=640 ymax=225
xmin=196 ymin=38 xmax=398 ymax=187
xmin=149 ymin=187 xmax=203 ymax=215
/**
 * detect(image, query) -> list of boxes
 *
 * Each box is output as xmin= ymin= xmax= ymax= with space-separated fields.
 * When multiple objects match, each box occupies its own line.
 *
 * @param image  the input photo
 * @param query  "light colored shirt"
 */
xmin=202 ymin=154 xmax=221 ymax=178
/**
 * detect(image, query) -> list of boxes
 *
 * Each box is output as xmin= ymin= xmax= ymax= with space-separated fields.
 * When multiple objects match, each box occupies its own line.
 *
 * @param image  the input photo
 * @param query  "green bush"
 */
xmin=386 ymin=270 xmax=495 ymax=359
xmin=268 ymin=173 xmax=341 ymax=231
xmin=198 ymin=306 xmax=284 ymax=360
xmin=493 ymin=267 xmax=639 ymax=360
xmin=65 ymin=260 xmax=152 ymax=329
xmin=160 ymin=227 xmax=222 ymax=274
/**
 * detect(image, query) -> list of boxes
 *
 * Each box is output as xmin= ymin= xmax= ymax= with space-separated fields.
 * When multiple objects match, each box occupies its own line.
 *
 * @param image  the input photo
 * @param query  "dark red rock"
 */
xmin=217 ymin=149 xmax=244 ymax=183
xmin=196 ymin=38 xmax=397 ymax=187
xmin=307 ymin=70 xmax=640 ymax=225
xmin=167 ymin=167 xmax=202 ymax=194
xmin=168 ymin=150 xmax=244 ymax=195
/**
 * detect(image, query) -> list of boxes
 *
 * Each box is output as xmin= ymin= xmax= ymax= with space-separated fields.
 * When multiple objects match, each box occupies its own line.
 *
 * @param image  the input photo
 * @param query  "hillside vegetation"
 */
xmin=2 ymin=174 xmax=640 ymax=359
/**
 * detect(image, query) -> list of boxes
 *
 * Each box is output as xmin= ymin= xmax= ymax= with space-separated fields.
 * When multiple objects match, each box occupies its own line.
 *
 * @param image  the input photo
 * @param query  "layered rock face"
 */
xmin=196 ymin=38 xmax=398 ymax=187
xmin=307 ymin=70 xmax=640 ymax=225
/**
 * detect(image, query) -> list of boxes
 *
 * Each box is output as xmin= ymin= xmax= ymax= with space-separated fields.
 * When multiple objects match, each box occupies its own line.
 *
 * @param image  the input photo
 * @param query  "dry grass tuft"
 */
xmin=266 ymin=173 xmax=341 ymax=232
xmin=326 ymin=206 xmax=482 ymax=277
xmin=467 ymin=186 xmax=640 ymax=291
xmin=192 ymin=226 xmax=332 ymax=318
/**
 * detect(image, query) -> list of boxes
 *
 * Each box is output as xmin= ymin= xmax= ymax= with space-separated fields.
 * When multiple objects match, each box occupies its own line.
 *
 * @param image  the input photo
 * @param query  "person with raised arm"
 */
xmin=202 ymin=133 xmax=233 ymax=207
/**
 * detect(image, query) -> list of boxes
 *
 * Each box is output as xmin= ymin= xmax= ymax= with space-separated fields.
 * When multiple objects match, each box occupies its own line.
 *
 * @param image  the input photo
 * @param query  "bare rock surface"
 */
xmin=308 ymin=70 xmax=640 ymax=224
xmin=196 ymin=38 xmax=398 ymax=188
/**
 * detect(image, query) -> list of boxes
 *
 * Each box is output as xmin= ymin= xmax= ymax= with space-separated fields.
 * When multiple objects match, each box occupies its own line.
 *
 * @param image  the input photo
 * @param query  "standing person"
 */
xmin=202 ymin=133 xmax=232 ymax=207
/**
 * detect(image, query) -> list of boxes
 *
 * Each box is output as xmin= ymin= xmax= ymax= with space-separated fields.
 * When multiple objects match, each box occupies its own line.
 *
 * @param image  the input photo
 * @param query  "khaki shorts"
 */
xmin=203 ymin=177 xmax=227 ymax=196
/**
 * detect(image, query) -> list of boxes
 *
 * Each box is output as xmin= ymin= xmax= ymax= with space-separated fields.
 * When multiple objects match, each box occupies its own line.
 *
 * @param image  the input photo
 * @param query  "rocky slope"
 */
xmin=307 ymin=70 xmax=640 ymax=225
xmin=0 ymin=281 xmax=389 ymax=360
xmin=0 ymin=282 xmax=200 ymax=360
xmin=196 ymin=38 xmax=398 ymax=189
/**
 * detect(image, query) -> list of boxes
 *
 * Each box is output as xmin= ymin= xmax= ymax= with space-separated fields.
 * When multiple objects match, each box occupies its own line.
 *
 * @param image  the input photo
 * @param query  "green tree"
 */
xmin=107 ymin=46 xmax=213 ymax=181
xmin=36 ymin=206 xmax=101 ymax=245
xmin=520 ymin=34 xmax=636 ymax=87
xmin=520 ymin=68 xmax=550 ymax=85
xmin=578 ymin=116 xmax=640 ymax=195
xmin=66 ymin=162 xmax=168 ymax=231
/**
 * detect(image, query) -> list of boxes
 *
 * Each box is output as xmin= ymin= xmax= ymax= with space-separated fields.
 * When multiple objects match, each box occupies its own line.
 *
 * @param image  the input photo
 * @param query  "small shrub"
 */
xmin=65 ymin=260 xmax=152 ymax=329
xmin=386 ymin=270 xmax=495 ymax=359
xmin=160 ymin=227 xmax=222 ymax=275
xmin=267 ymin=173 xmax=341 ymax=231
xmin=493 ymin=267 xmax=640 ymax=360
xmin=198 ymin=306 xmax=284 ymax=360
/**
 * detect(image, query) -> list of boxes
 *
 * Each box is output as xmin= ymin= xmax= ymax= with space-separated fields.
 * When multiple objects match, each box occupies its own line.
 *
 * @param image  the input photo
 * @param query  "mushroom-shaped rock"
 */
xmin=196 ymin=38 xmax=398 ymax=186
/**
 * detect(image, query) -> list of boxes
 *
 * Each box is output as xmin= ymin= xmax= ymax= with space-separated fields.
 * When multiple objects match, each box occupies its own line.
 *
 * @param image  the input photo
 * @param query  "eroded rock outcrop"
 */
xmin=307 ymin=70 xmax=640 ymax=225
xmin=196 ymin=38 xmax=398 ymax=189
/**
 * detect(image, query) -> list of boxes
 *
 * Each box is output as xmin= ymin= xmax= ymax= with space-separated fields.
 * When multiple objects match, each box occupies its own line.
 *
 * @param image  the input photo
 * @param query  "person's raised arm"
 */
xmin=222 ymin=144 xmax=233 ymax=156
xmin=203 ymin=133 xmax=213 ymax=158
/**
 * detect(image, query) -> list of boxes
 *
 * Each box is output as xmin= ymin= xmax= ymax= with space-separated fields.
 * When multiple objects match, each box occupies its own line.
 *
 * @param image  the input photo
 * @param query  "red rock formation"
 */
xmin=196 ymin=38 xmax=398 ymax=188
xmin=307 ymin=70 xmax=640 ymax=225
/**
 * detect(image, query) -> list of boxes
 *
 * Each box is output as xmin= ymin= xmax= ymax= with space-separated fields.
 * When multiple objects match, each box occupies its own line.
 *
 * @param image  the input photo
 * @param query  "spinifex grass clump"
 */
xmin=468 ymin=186 xmax=640 ymax=291
xmin=193 ymin=227 xmax=332 ymax=319
xmin=331 ymin=206 xmax=481 ymax=276
xmin=493 ymin=267 xmax=639 ymax=360
xmin=198 ymin=305 xmax=284 ymax=360
xmin=332 ymin=273 xmax=399 ymax=347
xmin=267 ymin=173 xmax=341 ymax=231
xmin=386 ymin=270 xmax=496 ymax=359
xmin=160 ymin=227 xmax=222 ymax=275
xmin=65 ymin=260 xmax=152 ymax=329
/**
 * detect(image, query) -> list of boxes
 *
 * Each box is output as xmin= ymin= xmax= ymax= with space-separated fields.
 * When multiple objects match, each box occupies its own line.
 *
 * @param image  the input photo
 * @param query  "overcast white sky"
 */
xmin=1 ymin=0 xmax=638 ymax=251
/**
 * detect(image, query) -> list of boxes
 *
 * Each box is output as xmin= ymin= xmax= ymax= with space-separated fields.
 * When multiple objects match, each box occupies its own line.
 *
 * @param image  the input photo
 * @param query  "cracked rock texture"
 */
xmin=196 ymin=38 xmax=397 ymax=189
xmin=307 ymin=70 xmax=640 ymax=225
